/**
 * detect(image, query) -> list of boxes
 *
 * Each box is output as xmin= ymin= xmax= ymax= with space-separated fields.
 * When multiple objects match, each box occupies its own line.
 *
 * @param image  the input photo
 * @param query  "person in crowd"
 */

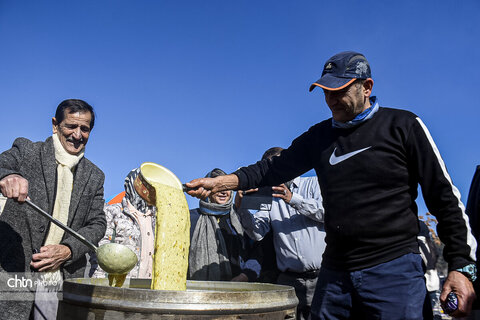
xmin=466 ymin=165 xmax=480 ymax=319
xmin=186 ymin=51 xmax=477 ymax=319
xmin=418 ymin=219 xmax=441 ymax=319
xmin=255 ymin=230 xmax=279 ymax=283
xmin=235 ymin=147 xmax=325 ymax=320
xmin=188 ymin=168 xmax=262 ymax=282
xmin=0 ymin=99 xmax=106 ymax=320
xmin=90 ymin=168 xmax=156 ymax=279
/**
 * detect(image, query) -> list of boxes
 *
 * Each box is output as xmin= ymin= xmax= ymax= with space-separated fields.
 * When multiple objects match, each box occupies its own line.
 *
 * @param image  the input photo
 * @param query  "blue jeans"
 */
xmin=311 ymin=253 xmax=427 ymax=320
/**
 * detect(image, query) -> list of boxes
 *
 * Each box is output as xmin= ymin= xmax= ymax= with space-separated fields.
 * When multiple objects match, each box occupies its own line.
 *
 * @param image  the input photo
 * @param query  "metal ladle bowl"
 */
xmin=95 ymin=243 xmax=138 ymax=274
xmin=25 ymin=200 xmax=138 ymax=275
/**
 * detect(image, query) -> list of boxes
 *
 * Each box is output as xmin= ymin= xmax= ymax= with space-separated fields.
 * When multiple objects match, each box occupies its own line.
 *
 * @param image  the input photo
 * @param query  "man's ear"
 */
xmin=363 ymin=78 xmax=374 ymax=97
xmin=52 ymin=117 xmax=58 ymax=134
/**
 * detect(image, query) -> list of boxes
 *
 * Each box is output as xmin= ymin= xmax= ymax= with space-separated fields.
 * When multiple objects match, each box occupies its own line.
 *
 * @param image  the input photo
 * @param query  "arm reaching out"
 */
xmin=185 ymin=174 xmax=240 ymax=199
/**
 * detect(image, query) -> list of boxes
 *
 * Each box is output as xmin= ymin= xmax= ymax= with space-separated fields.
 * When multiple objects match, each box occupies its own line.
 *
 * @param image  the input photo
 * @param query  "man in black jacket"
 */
xmin=186 ymin=51 xmax=477 ymax=319
xmin=466 ymin=165 xmax=480 ymax=315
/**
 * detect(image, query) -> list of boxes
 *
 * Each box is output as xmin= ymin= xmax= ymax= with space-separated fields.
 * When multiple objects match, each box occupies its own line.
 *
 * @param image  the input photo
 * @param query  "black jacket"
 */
xmin=235 ymin=107 xmax=476 ymax=271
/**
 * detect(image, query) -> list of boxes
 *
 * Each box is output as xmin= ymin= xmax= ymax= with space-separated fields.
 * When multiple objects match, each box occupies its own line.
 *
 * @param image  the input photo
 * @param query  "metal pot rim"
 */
xmin=62 ymin=278 xmax=299 ymax=314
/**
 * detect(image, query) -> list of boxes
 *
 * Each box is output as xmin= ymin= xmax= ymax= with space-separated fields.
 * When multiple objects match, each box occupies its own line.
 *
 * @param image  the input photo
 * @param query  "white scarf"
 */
xmin=42 ymin=133 xmax=84 ymax=281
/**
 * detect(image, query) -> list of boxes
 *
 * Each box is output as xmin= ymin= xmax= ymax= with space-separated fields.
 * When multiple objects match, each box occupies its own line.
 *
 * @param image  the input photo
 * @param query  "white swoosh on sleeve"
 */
xmin=329 ymin=146 xmax=372 ymax=165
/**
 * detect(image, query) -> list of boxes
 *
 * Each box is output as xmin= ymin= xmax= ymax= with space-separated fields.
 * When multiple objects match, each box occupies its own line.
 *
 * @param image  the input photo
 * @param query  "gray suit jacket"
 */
xmin=0 ymin=136 xmax=106 ymax=319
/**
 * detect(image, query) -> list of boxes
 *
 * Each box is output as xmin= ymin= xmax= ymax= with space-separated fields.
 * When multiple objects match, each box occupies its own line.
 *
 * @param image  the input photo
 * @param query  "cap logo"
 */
xmin=355 ymin=61 xmax=368 ymax=77
xmin=310 ymin=52 xmax=371 ymax=92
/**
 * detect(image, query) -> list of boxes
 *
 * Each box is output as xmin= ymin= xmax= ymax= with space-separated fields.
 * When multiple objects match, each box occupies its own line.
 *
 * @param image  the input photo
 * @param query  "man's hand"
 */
xmin=30 ymin=244 xmax=72 ymax=272
xmin=440 ymin=270 xmax=476 ymax=317
xmin=231 ymin=273 xmax=249 ymax=282
xmin=234 ymin=188 xmax=258 ymax=208
xmin=0 ymin=174 xmax=28 ymax=202
xmin=272 ymin=184 xmax=292 ymax=203
xmin=185 ymin=174 xmax=239 ymax=199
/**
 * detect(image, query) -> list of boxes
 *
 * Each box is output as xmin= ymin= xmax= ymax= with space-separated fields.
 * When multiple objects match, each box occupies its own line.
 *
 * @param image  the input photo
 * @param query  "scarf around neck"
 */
xmin=332 ymin=96 xmax=379 ymax=129
xmin=199 ymin=195 xmax=233 ymax=216
xmin=189 ymin=192 xmax=246 ymax=280
xmin=42 ymin=133 xmax=84 ymax=280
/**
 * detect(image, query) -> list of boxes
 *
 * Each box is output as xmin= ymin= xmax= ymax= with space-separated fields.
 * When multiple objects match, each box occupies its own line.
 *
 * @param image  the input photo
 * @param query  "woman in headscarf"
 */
xmin=188 ymin=168 xmax=262 ymax=281
xmin=90 ymin=168 xmax=156 ymax=279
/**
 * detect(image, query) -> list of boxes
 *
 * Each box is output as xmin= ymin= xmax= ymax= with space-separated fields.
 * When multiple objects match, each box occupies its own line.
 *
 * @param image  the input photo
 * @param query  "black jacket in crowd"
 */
xmin=234 ymin=107 xmax=476 ymax=271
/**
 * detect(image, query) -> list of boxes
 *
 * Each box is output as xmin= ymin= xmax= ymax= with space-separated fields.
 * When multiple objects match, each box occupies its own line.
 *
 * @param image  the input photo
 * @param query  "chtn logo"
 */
xmin=7 ymin=274 xmax=33 ymax=288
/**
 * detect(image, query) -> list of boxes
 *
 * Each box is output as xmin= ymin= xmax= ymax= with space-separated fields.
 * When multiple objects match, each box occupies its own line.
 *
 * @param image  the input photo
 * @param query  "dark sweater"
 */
xmin=235 ymin=107 xmax=475 ymax=271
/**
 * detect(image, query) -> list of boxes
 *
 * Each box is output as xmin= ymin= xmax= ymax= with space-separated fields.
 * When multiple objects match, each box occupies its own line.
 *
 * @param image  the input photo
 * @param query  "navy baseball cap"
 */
xmin=309 ymin=51 xmax=371 ymax=92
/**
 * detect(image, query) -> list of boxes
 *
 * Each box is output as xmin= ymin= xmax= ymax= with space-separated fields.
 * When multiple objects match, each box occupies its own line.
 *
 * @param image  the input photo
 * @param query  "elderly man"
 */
xmin=0 ymin=99 xmax=106 ymax=319
xmin=186 ymin=51 xmax=477 ymax=319
xmin=235 ymin=147 xmax=325 ymax=320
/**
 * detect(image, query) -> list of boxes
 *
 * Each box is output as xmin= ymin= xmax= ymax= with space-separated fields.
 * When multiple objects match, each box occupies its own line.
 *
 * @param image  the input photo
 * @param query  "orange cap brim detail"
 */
xmin=310 ymin=78 xmax=357 ymax=91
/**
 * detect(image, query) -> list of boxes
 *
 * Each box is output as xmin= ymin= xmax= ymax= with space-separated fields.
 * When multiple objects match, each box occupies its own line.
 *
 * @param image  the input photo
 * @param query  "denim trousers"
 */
xmin=311 ymin=253 xmax=427 ymax=320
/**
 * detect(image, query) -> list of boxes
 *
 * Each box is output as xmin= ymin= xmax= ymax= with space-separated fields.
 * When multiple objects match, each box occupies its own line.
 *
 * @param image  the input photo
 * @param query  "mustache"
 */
xmin=66 ymin=137 xmax=84 ymax=143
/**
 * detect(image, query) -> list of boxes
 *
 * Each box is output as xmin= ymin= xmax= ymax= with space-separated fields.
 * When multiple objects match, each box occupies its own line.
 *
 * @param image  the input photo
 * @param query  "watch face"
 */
xmin=461 ymin=264 xmax=477 ymax=282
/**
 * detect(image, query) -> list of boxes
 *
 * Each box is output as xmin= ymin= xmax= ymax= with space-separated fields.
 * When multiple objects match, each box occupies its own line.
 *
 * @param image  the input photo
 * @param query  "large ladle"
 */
xmin=24 ymin=199 xmax=138 ymax=275
xmin=134 ymin=162 xmax=187 ymax=205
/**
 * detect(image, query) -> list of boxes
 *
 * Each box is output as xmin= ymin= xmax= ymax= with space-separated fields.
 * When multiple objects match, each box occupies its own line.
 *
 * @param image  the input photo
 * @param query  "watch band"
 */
xmin=455 ymin=263 xmax=477 ymax=282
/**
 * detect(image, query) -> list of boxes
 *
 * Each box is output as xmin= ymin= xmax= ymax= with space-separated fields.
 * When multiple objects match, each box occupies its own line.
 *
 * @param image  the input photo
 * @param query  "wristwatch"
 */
xmin=455 ymin=263 xmax=477 ymax=282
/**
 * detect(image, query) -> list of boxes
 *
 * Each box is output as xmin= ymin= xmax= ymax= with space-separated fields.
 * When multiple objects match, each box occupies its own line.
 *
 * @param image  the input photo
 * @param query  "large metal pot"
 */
xmin=58 ymin=278 xmax=298 ymax=319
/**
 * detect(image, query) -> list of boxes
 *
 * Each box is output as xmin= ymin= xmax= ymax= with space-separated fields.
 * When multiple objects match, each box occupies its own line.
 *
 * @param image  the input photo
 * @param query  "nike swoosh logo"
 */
xmin=329 ymin=146 xmax=372 ymax=165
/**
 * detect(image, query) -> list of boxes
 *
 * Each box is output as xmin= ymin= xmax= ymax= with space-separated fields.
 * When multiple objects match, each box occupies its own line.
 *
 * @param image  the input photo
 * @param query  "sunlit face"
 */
xmin=323 ymin=81 xmax=370 ymax=123
xmin=52 ymin=109 xmax=92 ymax=155
xmin=209 ymin=190 xmax=232 ymax=205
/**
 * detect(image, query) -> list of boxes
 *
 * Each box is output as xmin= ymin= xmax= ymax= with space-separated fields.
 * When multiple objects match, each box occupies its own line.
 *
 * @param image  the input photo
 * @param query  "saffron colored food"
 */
xmin=150 ymin=182 xmax=190 ymax=290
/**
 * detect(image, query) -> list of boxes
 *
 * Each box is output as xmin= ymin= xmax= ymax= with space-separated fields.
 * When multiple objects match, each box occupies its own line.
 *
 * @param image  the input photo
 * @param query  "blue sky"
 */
xmin=1 ymin=1 xmax=479 ymax=213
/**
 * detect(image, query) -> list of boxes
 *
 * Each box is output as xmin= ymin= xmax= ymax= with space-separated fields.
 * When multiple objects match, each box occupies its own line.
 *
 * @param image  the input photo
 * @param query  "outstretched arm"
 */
xmin=185 ymin=174 xmax=239 ymax=199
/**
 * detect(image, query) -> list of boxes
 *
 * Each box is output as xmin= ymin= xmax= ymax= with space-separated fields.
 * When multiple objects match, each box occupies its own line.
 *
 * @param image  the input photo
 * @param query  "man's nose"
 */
xmin=72 ymin=127 xmax=82 ymax=139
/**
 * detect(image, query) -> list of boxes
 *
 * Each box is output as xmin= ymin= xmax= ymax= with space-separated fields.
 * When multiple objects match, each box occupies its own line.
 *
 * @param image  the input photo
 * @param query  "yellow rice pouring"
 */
xmin=151 ymin=181 xmax=190 ymax=290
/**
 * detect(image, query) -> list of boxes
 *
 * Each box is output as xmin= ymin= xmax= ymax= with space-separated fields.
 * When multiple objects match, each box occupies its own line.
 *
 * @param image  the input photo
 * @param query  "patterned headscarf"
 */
xmin=123 ymin=168 xmax=155 ymax=214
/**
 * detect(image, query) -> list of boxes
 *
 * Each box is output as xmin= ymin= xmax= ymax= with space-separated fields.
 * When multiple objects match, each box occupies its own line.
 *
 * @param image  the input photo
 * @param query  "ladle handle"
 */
xmin=25 ymin=199 xmax=98 ymax=252
xmin=182 ymin=184 xmax=193 ymax=192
